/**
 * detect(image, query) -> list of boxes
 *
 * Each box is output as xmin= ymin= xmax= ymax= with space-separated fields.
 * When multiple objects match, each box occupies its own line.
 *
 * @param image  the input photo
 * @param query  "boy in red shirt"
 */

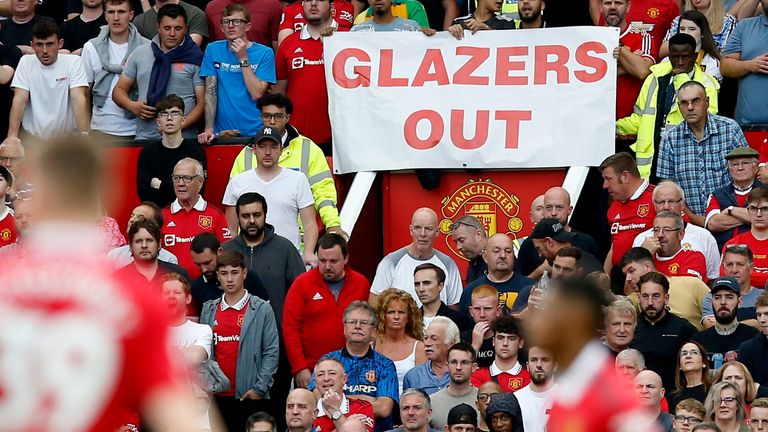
xmin=471 ymin=316 xmax=531 ymax=392
xmin=723 ymin=188 xmax=768 ymax=288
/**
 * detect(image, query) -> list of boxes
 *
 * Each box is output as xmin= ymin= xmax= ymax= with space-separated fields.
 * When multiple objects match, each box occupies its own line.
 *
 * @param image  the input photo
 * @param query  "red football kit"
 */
xmin=548 ymin=342 xmax=654 ymax=432
xmin=599 ymin=0 xmax=677 ymax=57
xmin=723 ymin=231 xmax=768 ymax=288
xmin=161 ymin=197 xmax=231 ymax=280
xmin=280 ymin=1 xmax=354 ymax=34
xmin=213 ymin=293 xmax=249 ymax=397
xmin=617 ymin=26 xmax=654 ymax=119
xmin=0 ymin=224 xmax=180 ymax=431
xmin=608 ymin=181 xmax=656 ymax=265
xmin=470 ymin=361 xmax=531 ymax=392
xmin=705 ymin=190 xmax=750 ymax=241
xmin=654 ymin=249 xmax=708 ymax=282
xmin=314 ymin=397 xmax=375 ymax=432
xmin=0 ymin=205 xmax=17 ymax=247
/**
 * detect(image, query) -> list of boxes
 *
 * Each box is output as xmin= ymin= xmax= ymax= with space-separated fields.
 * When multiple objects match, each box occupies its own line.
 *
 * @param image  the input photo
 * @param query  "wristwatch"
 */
xmin=727 ymin=206 xmax=734 ymax=216
xmin=331 ymin=411 xmax=342 ymax=421
xmin=240 ymin=59 xmax=251 ymax=68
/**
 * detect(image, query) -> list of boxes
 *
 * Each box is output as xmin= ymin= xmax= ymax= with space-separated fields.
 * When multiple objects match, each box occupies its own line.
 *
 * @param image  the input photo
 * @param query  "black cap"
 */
xmin=253 ymin=126 xmax=282 ymax=145
xmin=447 ymin=404 xmax=478 ymax=427
xmin=530 ymin=218 xmax=576 ymax=242
xmin=711 ymin=276 xmax=741 ymax=297
xmin=0 ymin=165 xmax=12 ymax=188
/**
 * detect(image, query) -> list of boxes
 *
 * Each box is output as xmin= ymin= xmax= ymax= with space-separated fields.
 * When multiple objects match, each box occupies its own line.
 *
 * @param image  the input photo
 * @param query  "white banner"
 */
xmin=324 ymin=27 xmax=619 ymax=174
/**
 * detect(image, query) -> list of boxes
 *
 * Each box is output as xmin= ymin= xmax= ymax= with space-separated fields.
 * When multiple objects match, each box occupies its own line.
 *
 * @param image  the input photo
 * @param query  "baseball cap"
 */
xmin=252 ymin=127 xmax=282 ymax=146
xmin=530 ymin=218 xmax=576 ymax=242
xmin=724 ymin=147 xmax=759 ymax=160
xmin=0 ymin=165 xmax=13 ymax=188
xmin=711 ymin=276 xmax=740 ymax=296
xmin=447 ymin=404 xmax=478 ymax=427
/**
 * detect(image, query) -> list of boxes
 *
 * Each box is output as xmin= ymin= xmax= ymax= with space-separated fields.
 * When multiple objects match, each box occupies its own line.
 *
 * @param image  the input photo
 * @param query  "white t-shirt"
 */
xmin=633 ymin=223 xmax=721 ymax=280
xmin=169 ymin=320 xmax=213 ymax=431
xmin=10 ymin=54 xmax=89 ymax=138
xmin=370 ymin=247 xmax=463 ymax=306
xmin=515 ymin=383 xmax=558 ymax=432
xmin=222 ymin=168 xmax=314 ymax=249
xmin=81 ymin=40 xmax=137 ymax=136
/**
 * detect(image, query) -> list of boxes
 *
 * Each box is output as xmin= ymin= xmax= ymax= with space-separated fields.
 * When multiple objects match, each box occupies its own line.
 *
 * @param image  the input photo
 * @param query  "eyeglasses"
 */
xmin=262 ymin=113 xmax=287 ymax=121
xmin=451 ymin=221 xmax=482 ymax=232
xmin=725 ymin=244 xmax=749 ymax=252
xmin=171 ymin=174 xmax=200 ymax=184
xmin=158 ymin=111 xmax=183 ymax=119
xmin=221 ymin=18 xmax=248 ymax=26
xmin=679 ymin=349 xmax=701 ymax=357
xmin=720 ymin=397 xmax=737 ymax=405
xmin=344 ymin=319 xmax=373 ymax=327
xmin=674 ymin=415 xmax=702 ymax=425
xmin=748 ymin=205 xmax=768 ymax=215
xmin=651 ymin=227 xmax=681 ymax=235
xmin=653 ymin=198 xmax=683 ymax=206
xmin=0 ymin=156 xmax=23 ymax=164
xmin=749 ymin=419 xmax=768 ymax=427
xmin=477 ymin=392 xmax=499 ymax=402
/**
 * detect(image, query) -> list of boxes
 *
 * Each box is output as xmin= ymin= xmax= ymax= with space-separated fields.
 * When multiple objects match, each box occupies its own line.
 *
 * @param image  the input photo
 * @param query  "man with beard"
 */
xmin=701 ymin=245 xmax=764 ymax=329
xmin=634 ymin=370 xmax=673 ymax=432
xmin=630 ymin=271 xmax=697 ymax=392
xmin=430 ymin=343 xmax=481 ymax=429
xmin=283 ymin=234 xmax=371 ymax=388
xmin=517 ymin=0 xmax=544 ymax=29
xmin=513 ymin=346 xmax=557 ymax=432
xmin=403 ymin=316 xmax=460 ymax=395
xmin=115 ymin=218 xmax=188 ymax=286
xmin=691 ymin=277 xmax=759 ymax=372
xmin=450 ymin=216 xmax=488 ymax=285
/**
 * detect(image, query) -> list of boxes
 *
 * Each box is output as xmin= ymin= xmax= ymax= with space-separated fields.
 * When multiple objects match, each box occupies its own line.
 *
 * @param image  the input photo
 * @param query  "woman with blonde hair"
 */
xmin=704 ymin=381 xmax=750 ymax=432
xmin=374 ymin=288 xmax=427 ymax=394
xmin=661 ymin=0 xmax=736 ymax=56
xmin=714 ymin=362 xmax=759 ymax=408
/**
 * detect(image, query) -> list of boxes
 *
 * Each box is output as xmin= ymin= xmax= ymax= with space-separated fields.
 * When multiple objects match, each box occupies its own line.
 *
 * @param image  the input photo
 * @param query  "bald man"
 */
xmin=634 ymin=370 xmax=673 ymax=432
xmin=511 ymin=195 xmax=546 ymax=259
xmin=451 ymin=215 xmax=488 ymax=285
xmin=517 ymin=187 xmax=601 ymax=279
xmin=370 ymin=207 xmax=463 ymax=308
xmin=287 ymin=389 xmax=319 ymax=432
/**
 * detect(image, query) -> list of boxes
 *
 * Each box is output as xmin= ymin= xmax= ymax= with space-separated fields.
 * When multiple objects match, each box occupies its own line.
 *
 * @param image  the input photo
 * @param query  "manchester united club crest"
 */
xmin=508 ymin=378 xmax=523 ymax=390
xmin=0 ymin=229 xmax=10 ymax=241
xmin=637 ymin=204 xmax=649 ymax=217
xmin=237 ymin=314 xmax=245 ymax=327
xmin=647 ymin=7 xmax=660 ymax=18
xmin=365 ymin=370 xmax=376 ymax=383
xmin=198 ymin=215 xmax=213 ymax=229
xmin=669 ymin=263 xmax=680 ymax=275
xmin=438 ymin=179 xmax=523 ymax=261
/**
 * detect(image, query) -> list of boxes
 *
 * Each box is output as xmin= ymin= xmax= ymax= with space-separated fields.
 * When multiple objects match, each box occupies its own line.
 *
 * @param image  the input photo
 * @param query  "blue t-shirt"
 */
xmin=721 ymin=14 xmax=768 ymax=126
xmin=310 ymin=347 xmax=399 ymax=432
xmin=199 ymin=40 xmax=276 ymax=137
xmin=701 ymin=287 xmax=765 ymax=321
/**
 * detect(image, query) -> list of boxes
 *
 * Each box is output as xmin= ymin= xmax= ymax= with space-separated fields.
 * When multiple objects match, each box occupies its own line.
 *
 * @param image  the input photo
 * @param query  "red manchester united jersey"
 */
xmin=280 ymin=1 xmax=354 ymax=34
xmin=161 ymin=197 xmax=231 ymax=280
xmin=0 ymin=224 xmax=180 ymax=431
xmin=314 ymin=397 xmax=375 ymax=432
xmin=470 ymin=361 xmax=531 ymax=392
xmin=654 ymin=249 xmax=708 ymax=282
xmin=0 ymin=206 xmax=17 ymax=247
xmin=608 ymin=181 xmax=656 ymax=265
xmin=617 ymin=26 xmax=654 ymax=119
xmin=724 ymin=231 xmax=768 ymax=288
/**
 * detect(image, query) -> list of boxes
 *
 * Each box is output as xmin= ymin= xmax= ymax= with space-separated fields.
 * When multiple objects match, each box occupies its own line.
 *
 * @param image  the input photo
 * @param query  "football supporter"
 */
xmin=312 ymin=301 xmax=399 ymax=432
xmin=616 ymin=348 xmax=646 ymax=379
xmin=198 ymin=3 xmax=275 ymax=143
xmin=528 ymin=219 xmax=604 ymax=276
xmin=228 ymin=93 xmax=345 ymax=238
xmin=528 ymin=276 xmax=655 ymax=432
xmin=691 ymin=277 xmax=759 ymax=372
xmin=402 ymin=316 xmax=460 ymax=395
xmin=602 ymin=0 xmax=655 ymax=119
xmin=635 ymin=369 xmax=675 ymax=432
xmin=450 ymin=215 xmax=488 ymax=285
xmin=205 ymin=0 xmax=282 ymax=48
xmin=633 ymin=181 xmax=720 ymax=280
xmin=8 ymin=21 xmax=90 ymax=140
xmin=511 ymin=194 xmax=546 ymax=257
xmin=430 ymin=343 xmax=481 ymax=430
xmin=248 ymin=412 xmax=279 ymax=432
xmin=351 ymin=0 xmax=433 ymax=31
xmin=222 ymin=126 xmax=318 ymax=263
xmin=0 ymin=191 xmax=32 ymax=257
xmin=470 ymin=316 xmax=531 ymax=392
xmin=447 ymin=0 xmax=515 ymax=40
xmin=369 ymin=207 xmax=462 ymax=308
xmin=737 ymin=292 xmax=768 ymax=392
xmin=602 ymin=0 xmax=679 ymax=60
xmin=476 ymin=381 xmax=503 ymax=432
xmin=0 ymin=136 xmax=199 ymax=431
xmin=0 ymin=164 xmax=17 ymax=247
xmin=283 ymin=234 xmax=371 ymax=388
xmin=200 ymin=250 xmax=280 ymax=432
xmin=644 ymin=211 xmax=708 ymax=282
xmin=748 ymin=398 xmax=768 ymax=432
xmin=189 ymin=232 xmax=269 ymax=317
xmin=620 ymin=247 xmax=710 ymax=329
xmin=391 ymin=388 xmax=434 ymax=432
xmin=513 ymin=346 xmax=557 ymax=432
xmin=106 ymin=201 xmax=179 ymax=267
xmin=277 ymin=0 xmax=354 ymax=45
xmin=484 ymin=391 xmax=524 ymax=432
xmin=133 ymin=0 xmax=208 ymax=45
xmin=703 ymin=381 xmax=747 ymax=432
xmin=517 ymin=0 xmax=545 ymax=29
xmin=702 ymin=245 xmax=764 ymax=329
xmin=0 ymin=0 xmax=54 ymax=54
xmin=672 ymin=399 xmax=706 ymax=432
xmin=723 ymin=188 xmax=768 ymax=289
xmin=0 ymin=138 xmax=27 ymax=203
xmin=446 ymin=404 xmax=478 ymax=432
xmin=287 ymin=389 xmax=320 ymax=432
xmin=667 ymin=342 xmax=711 ymax=409
xmin=415 ymin=263 xmax=467 ymax=330
xmin=462 ymin=285 xmax=502 ymax=368
xmin=705 ymin=147 xmax=762 ymax=251
xmin=630 ymin=271 xmax=697 ymax=392
xmin=604 ymin=297 xmax=637 ymax=355
xmin=600 ymin=152 xmax=656 ymax=276
xmin=161 ymin=157 xmax=230 ymax=279
xmin=60 ymin=0 xmax=106 ymax=55
xmin=115 ymin=218 xmax=189 ymax=285
xmin=313 ymin=356 xmax=375 ymax=432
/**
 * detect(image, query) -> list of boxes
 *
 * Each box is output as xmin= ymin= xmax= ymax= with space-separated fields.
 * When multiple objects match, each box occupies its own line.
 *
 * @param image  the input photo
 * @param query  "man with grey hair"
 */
xmin=370 ymin=207 xmax=462 ymax=308
xmin=403 ymin=317 xmax=461 ymax=395
xmin=0 ymin=137 xmax=30 ymax=203
xmin=450 ymin=215 xmax=488 ymax=284
xmin=615 ymin=348 xmax=646 ymax=380
xmin=604 ymin=298 xmax=637 ymax=355
xmin=633 ymin=181 xmax=720 ymax=280
xmin=386 ymin=388 xmax=434 ymax=432
xmin=161 ymin=157 xmax=231 ymax=279
xmin=642 ymin=211 xmax=708 ymax=282
xmin=314 ymin=301 xmax=399 ymax=432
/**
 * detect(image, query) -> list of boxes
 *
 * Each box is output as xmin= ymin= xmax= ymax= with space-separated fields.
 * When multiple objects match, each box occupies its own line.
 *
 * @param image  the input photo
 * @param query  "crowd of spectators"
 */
xmin=2 ymin=0 xmax=768 ymax=430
